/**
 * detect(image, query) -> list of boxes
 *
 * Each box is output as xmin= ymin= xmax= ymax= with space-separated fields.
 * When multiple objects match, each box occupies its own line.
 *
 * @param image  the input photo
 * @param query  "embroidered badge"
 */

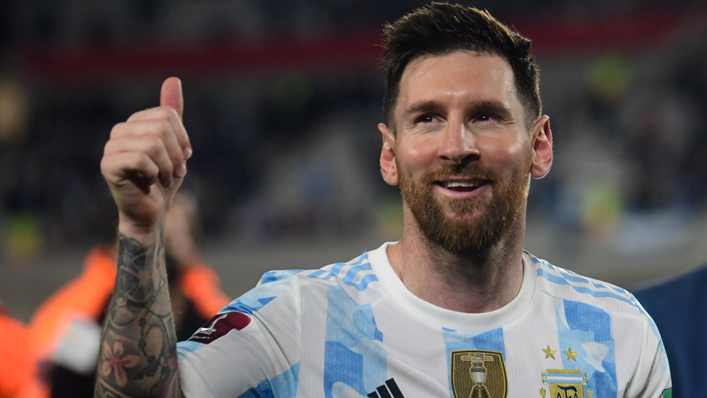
xmin=541 ymin=369 xmax=589 ymax=398
xmin=450 ymin=350 xmax=507 ymax=398
xmin=187 ymin=311 xmax=251 ymax=344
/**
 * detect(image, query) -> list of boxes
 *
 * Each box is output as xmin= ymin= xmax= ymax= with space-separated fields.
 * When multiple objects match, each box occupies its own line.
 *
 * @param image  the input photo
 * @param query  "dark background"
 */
xmin=1 ymin=0 xmax=707 ymax=320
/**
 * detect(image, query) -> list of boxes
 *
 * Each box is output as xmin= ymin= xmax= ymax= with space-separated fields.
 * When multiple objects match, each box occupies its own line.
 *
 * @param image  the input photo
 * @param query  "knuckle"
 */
xmin=136 ymin=153 xmax=157 ymax=173
xmin=110 ymin=122 xmax=127 ymax=139
xmin=157 ymin=119 xmax=172 ymax=136
xmin=163 ymin=106 xmax=178 ymax=119
xmin=156 ymin=106 xmax=175 ymax=120
xmin=126 ymin=109 xmax=148 ymax=122
xmin=171 ymin=151 xmax=185 ymax=165
xmin=144 ymin=135 xmax=164 ymax=155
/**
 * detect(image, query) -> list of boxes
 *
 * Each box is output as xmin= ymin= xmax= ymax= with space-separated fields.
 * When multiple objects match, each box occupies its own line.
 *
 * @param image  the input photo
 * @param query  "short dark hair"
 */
xmin=381 ymin=2 xmax=541 ymax=132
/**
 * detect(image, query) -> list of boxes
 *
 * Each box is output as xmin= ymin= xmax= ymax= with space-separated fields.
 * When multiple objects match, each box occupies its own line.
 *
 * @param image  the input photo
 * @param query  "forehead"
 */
xmin=396 ymin=51 xmax=519 ymax=114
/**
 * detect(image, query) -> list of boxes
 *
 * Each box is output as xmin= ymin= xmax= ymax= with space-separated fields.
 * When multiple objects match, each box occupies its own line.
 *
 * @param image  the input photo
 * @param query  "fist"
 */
xmin=101 ymin=77 xmax=192 ymax=237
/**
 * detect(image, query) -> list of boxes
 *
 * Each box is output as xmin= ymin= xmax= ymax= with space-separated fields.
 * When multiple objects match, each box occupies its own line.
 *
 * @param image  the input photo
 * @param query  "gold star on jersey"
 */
xmin=564 ymin=347 xmax=578 ymax=361
xmin=542 ymin=345 xmax=556 ymax=359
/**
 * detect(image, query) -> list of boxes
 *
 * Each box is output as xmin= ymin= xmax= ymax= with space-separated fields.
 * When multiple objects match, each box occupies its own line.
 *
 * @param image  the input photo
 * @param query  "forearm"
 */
xmin=95 ymin=229 xmax=182 ymax=398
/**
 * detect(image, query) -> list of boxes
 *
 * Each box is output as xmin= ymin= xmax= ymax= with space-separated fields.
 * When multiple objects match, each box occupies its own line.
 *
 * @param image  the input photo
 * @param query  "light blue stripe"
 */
xmin=349 ymin=253 xmax=369 ymax=266
xmin=537 ymin=269 xmax=635 ymax=306
xmin=347 ymin=274 xmax=379 ymax=291
xmin=176 ymin=340 xmax=203 ymax=361
xmin=556 ymin=269 xmax=610 ymax=288
xmin=324 ymin=286 xmax=386 ymax=398
xmin=543 ymin=377 xmax=586 ymax=384
xmin=341 ymin=262 xmax=372 ymax=284
xmin=236 ymin=362 xmax=300 ymax=398
xmin=331 ymin=262 xmax=347 ymax=275
xmin=543 ymin=372 xmax=586 ymax=379
xmin=307 ymin=269 xmax=336 ymax=280
xmin=531 ymin=254 xmax=630 ymax=295
xmin=530 ymin=255 xmax=556 ymax=269
xmin=308 ymin=269 xmax=328 ymax=279
xmin=308 ymin=255 xmax=376 ymax=290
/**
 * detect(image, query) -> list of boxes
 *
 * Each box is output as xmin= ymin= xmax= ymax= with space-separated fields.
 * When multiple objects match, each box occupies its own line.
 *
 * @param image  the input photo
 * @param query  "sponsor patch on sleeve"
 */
xmin=187 ymin=312 xmax=251 ymax=344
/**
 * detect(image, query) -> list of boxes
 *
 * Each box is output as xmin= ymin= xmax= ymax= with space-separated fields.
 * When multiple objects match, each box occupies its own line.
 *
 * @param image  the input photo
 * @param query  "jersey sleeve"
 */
xmin=626 ymin=295 xmax=672 ymax=398
xmin=177 ymin=270 xmax=304 ymax=398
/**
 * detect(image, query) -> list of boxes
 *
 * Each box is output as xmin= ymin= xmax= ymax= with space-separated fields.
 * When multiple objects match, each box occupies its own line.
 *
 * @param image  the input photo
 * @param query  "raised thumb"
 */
xmin=160 ymin=77 xmax=184 ymax=120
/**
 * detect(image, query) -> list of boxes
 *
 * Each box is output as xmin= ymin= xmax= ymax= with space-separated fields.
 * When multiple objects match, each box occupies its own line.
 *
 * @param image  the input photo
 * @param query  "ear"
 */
xmin=378 ymin=123 xmax=399 ymax=186
xmin=530 ymin=115 xmax=553 ymax=179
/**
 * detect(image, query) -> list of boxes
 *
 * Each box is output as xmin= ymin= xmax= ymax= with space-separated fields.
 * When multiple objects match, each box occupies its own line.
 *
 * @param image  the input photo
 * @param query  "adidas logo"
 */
xmin=367 ymin=378 xmax=405 ymax=398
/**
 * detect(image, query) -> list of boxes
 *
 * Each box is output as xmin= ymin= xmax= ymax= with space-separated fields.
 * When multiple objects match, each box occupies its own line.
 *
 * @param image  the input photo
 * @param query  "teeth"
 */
xmin=445 ymin=181 xmax=479 ymax=189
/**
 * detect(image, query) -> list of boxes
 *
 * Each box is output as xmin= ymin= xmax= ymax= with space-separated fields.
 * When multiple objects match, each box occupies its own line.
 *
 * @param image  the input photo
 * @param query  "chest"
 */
xmin=296 ymin=296 xmax=627 ymax=398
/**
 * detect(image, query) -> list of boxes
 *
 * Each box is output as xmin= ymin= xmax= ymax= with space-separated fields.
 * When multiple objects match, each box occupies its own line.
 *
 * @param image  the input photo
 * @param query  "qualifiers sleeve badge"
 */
xmin=187 ymin=311 xmax=252 ymax=344
xmin=541 ymin=369 xmax=588 ymax=398
xmin=450 ymin=350 xmax=508 ymax=398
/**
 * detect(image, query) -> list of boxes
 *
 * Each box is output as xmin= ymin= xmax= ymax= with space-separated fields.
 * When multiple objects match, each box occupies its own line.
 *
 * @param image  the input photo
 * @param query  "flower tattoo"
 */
xmin=100 ymin=341 xmax=140 ymax=387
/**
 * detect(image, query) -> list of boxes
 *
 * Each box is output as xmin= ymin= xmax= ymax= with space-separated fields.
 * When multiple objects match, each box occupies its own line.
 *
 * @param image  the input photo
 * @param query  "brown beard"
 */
xmin=399 ymin=160 xmax=530 ymax=256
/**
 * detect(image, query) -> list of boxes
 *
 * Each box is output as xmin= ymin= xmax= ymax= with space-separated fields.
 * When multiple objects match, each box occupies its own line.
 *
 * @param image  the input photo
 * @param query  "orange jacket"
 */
xmin=0 ymin=311 xmax=38 ymax=398
xmin=30 ymin=245 xmax=230 ymax=359
xmin=28 ymin=245 xmax=230 ymax=397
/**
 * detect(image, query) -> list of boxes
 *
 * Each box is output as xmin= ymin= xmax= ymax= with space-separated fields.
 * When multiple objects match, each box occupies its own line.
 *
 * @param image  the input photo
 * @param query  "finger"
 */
xmin=161 ymin=77 xmax=183 ymax=120
xmin=126 ymin=106 xmax=178 ymax=123
xmin=105 ymin=135 xmax=176 ymax=188
xmin=110 ymin=119 xmax=188 ymax=173
xmin=102 ymin=151 xmax=161 ymax=191
xmin=160 ymin=77 xmax=192 ymax=159
xmin=124 ymin=109 xmax=192 ymax=160
xmin=110 ymin=119 xmax=185 ymax=177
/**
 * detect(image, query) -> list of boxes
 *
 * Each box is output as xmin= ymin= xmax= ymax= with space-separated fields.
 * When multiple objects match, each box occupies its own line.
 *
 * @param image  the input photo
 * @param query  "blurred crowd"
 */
xmin=0 ymin=0 xmax=705 ymax=264
xmin=0 ymin=1 xmax=706 ymax=397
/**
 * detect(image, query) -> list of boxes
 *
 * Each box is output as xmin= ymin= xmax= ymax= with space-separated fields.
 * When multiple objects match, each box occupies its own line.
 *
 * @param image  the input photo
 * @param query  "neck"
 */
xmin=387 ymin=207 xmax=526 ymax=313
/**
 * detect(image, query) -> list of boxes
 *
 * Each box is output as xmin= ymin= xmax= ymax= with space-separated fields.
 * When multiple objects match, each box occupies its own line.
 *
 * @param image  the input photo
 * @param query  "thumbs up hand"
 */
xmin=101 ymin=77 xmax=192 ymax=242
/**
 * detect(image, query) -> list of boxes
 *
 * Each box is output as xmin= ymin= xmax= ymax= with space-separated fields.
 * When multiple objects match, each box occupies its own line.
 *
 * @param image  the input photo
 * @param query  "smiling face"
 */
xmin=379 ymin=51 xmax=552 ymax=255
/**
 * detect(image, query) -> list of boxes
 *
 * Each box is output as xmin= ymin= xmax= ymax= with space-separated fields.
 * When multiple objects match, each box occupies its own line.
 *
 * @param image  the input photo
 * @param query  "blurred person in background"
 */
xmin=0 ymin=300 xmax=43 ymax=398
xmin=633 ymin=264 xmax=707 ymax=398
xmin=28 ymin=192 xmax=229 ymax=397
xmin=95 ymin=3 xmax=671 ymax=398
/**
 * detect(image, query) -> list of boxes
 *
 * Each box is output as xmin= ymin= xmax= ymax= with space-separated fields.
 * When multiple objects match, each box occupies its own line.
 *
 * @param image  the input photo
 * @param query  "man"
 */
xmin=96 ymin=3 xmax=671 ymax=397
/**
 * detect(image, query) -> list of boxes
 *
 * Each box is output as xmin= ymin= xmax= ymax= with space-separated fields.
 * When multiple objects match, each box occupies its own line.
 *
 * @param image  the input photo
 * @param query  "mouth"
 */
xmin=434 ymin=179 xmax=489 ymax=193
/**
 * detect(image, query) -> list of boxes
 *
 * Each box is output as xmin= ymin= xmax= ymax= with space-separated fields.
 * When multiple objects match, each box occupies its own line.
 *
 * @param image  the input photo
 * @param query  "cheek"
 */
xmin=478 ymin=135 xmax=533 ymax=172
xmin=396 ymin=137 xmax=438 ymax=174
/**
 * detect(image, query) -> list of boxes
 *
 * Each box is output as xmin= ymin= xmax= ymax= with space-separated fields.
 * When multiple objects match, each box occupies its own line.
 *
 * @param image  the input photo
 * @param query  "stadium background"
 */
xmin=0 ymin=0 xmax=706 ymax=322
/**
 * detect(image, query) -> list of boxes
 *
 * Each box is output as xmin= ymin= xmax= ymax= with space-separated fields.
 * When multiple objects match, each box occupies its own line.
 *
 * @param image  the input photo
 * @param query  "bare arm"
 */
xmin=96 ymin=77 xmax=190 ymax=397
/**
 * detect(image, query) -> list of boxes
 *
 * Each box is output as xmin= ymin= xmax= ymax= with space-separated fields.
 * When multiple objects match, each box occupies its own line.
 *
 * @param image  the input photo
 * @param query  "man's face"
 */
xmin=384 ymin=51 xmax=539 ymax=254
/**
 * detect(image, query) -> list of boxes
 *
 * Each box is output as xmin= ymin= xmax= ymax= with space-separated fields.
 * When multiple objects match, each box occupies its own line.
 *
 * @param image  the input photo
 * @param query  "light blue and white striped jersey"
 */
xmin=177 ymin=242 xmax=671 ymax=398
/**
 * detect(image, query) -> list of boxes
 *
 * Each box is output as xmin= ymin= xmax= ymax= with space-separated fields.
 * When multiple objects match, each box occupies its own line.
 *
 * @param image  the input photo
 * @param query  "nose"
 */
xmin=438 ymin=118 xmax=479 ymax=164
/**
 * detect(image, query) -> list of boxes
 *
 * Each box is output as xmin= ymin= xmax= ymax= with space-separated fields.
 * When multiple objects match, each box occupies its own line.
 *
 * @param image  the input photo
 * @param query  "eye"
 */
xmin=416 ymin=114 xmax=435 ymax=124
xmin=474 ymin=113 xmax=496 ymax=123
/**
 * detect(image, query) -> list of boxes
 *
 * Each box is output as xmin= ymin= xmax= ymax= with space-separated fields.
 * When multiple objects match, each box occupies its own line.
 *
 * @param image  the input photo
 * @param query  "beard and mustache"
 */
xmin=399 ymin=159 xmax=530 ymax=256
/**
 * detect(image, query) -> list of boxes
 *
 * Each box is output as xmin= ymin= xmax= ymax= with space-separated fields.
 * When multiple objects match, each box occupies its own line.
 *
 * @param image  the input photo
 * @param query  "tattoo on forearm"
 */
xmin=95 ymin=230 xmax=182 ymax=398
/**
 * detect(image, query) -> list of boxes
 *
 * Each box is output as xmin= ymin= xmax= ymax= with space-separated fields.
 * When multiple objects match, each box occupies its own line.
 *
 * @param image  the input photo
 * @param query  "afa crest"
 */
xmin=541 ymin=369 xmax=588 ymax=398
xmin=450 ymin=350 xmax=507 ymax=398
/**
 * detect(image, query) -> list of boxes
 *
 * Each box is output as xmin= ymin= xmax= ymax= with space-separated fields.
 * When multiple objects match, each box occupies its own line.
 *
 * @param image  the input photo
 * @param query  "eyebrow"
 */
xmin=469 ymin=100 xmax=514 ymax=119
xmin=402 ymin=100 xmax=444 ymax=118
xmin=402 ymin=99 xmax=514 ymax=120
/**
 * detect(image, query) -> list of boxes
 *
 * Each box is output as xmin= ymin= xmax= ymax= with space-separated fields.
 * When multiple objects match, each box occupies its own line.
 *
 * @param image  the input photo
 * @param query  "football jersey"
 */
xmin=177 ymin=242 xmax=672 ymax=398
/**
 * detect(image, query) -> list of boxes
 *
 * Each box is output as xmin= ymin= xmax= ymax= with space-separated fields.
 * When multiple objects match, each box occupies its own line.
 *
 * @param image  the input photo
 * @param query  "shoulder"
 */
xmin=528 ymin=253 xmax=668 ymax=369
xmin=527 ymin=252 xmax=651 ymax=326
xmin=220 ymin=249 xmax=381 ymax=315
